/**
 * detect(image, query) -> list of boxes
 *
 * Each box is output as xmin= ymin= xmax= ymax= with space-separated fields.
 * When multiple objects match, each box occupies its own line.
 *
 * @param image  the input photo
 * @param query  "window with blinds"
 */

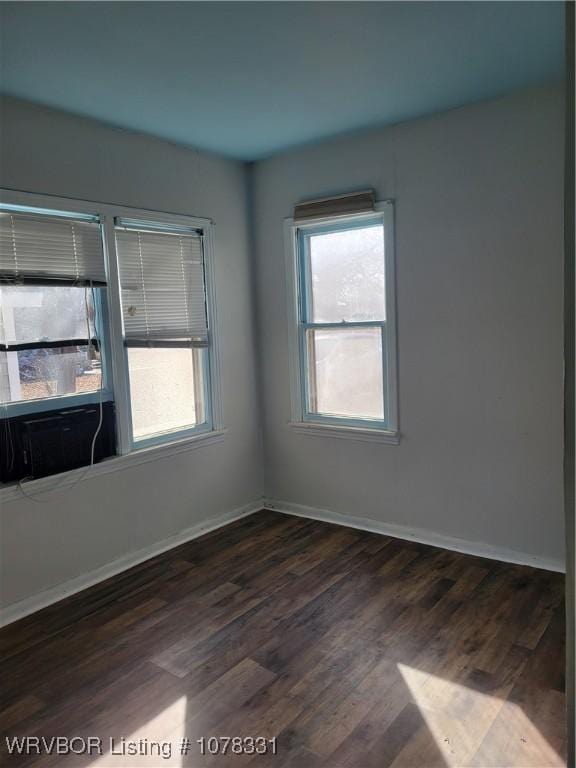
xmin=0 ymin=206 xmax=109 ymax=408
xmin=115 ymin=219 xmax=210 ymax=443
xmin=287 ymin=200 xmax=398 ymax=438
xmin=0 ymin=191 xmax=220 ymax=464
xmin=0 ymin=210 xmax=106 ymax=286
xmin=115 ymin=220 xmax=207 ymax=348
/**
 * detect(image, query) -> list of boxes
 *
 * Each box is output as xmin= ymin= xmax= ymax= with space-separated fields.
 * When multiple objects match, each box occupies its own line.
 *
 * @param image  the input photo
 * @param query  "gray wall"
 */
xmin=253 ymin=85 xmax=566 ymax=567
xmin=0 ymin=97 xmax=263 ymax=609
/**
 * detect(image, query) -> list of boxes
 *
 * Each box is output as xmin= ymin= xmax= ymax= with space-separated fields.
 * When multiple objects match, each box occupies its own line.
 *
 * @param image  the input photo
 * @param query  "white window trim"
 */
xmin=0 ymin=188 xmax=225 ymax=459
xmin=284 ymin=200 xmax=399 ymax=442
xmin=288 ymin=421 xmax=399 ymax=444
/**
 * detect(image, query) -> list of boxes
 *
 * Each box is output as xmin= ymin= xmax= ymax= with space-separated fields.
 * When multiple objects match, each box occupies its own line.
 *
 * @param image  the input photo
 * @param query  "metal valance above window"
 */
xmin=115 ymin=219 xmax=208 ymax=348
xmin=0 ymin=210 xmax=106 ymax=285
xmin=293 ymin=190 xmax=375 ymax=223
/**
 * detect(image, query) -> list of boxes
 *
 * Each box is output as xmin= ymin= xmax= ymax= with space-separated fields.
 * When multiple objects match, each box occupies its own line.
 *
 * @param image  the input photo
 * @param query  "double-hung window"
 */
xmin=287 ymin=194 xmax=398 ymax=441
xmin=115 ymin=219 xmax=211 ymax=447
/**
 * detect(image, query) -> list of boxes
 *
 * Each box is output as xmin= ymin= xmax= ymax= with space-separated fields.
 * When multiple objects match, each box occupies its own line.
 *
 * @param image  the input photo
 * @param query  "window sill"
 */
xmin=0 ymin=429 xmax=227 ymax=503
xmin=288 ymin=421 xmax=400 ymax=445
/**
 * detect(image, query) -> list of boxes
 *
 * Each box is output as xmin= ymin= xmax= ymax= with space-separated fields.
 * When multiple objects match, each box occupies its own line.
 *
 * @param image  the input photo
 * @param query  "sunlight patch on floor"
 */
xmin=89 ymin=695 xmax=188 ymax=767
xmin=396 ymin=663 xmax=564 ymax=768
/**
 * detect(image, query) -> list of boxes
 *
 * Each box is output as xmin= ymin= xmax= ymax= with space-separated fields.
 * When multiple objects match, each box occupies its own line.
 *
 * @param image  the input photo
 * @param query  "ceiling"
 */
xmin=0 ymin=2 xmax=564 ymax=161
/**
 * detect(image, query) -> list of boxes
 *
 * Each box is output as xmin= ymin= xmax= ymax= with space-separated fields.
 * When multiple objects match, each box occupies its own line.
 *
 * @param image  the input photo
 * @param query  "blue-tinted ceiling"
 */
xmin=0 ymin=1 xmax=565 ymax=161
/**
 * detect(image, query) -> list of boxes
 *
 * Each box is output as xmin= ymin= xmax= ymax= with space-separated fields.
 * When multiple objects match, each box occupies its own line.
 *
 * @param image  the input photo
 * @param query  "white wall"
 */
xmin=253 ymin=86 xmax=565 ymax=568
xmin=0 ymin=85 xmax=566 ymax=617
xmin=0 ymin=97 xmax=263 ymax=611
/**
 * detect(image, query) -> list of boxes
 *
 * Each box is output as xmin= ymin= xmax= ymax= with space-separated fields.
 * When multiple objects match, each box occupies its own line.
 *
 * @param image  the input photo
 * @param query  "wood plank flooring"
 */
xmin=0 ymin=510 xmax=567 ymax=767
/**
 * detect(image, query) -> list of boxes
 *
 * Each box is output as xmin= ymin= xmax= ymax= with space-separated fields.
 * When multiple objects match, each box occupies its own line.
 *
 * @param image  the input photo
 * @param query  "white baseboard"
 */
xmin=0 ymin=500 xmax=264 ymax=627
xmin=2 ymin=496 xmax=564 ymax=627
xmin=264 ymin=498 xmax=565 ymax=573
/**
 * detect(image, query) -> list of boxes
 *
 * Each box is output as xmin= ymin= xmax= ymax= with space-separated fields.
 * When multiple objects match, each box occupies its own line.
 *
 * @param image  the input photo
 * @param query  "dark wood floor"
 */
xmin=0 ymin=510 xmax=566 ymax=768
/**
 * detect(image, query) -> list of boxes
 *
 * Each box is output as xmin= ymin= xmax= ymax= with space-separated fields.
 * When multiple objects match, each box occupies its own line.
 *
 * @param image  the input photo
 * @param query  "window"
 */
xmin=287 ymin=198 xmax=398 ymax=440
xmin=1 ymin=190 xmax=223 ymax=484
xmin=0 ymin=208 xmax=112 ymax=414
xmin=0 ymin=286 xmax=105 ymax=404
xmin=115 ymin=220 xmax=211 ymax=446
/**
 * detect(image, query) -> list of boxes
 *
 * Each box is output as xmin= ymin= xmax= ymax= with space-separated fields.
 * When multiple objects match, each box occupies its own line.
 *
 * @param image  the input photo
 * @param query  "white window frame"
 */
xmin=284 ymin=200 xmax=399 ymax=444
xmin=0 ymin=188 xmax=225 ymax=459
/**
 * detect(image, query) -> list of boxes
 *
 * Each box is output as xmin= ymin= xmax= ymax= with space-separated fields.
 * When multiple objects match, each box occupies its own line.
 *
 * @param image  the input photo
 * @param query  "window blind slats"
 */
xmin=0 ymin=212 xmax=106 ymax=285
xmin=115 ymin=226 xmax=208 ymax=348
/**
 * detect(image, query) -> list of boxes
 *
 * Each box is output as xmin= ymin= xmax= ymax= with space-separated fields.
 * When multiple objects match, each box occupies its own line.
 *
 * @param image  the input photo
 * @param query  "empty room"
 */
xmin=0 ymin=1 xmax=574 ymax=767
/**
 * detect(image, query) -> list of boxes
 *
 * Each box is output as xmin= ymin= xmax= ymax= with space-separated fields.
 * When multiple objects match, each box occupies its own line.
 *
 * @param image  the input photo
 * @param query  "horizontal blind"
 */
xmin=294 ymin=190 xmax=375 ymax=222
xmin=115 ymin=221 xmax=208 ymax=348
xmin=0 ymin=210 xmax=106 ymax=285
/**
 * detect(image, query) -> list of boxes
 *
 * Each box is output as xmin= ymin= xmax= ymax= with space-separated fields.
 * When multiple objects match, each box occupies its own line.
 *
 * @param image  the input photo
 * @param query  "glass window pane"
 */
xmin=0 ymin=286 xmax=96 ymax=346
xmin=0 ymin=285 xmax=104 ymax=405
xmin=308 ymin=224 xmax=385 ymax=323
xmin=307 ymin=327 xmax=384 ymax=420
xmin=127 ymin=347 xmax=205 ymax=441
xmin=0 ymin=346 xmax=102 ymax=404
